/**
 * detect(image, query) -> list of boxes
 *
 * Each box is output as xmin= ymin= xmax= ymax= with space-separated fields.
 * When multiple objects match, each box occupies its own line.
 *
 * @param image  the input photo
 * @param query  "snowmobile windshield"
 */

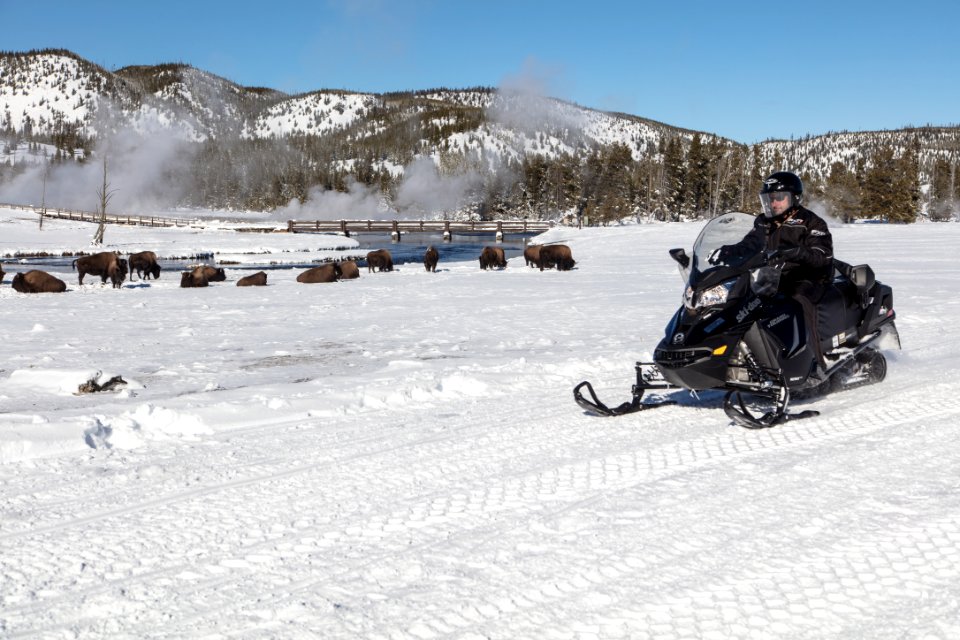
xmin=688 ymin=212 xmax=760 ymax=287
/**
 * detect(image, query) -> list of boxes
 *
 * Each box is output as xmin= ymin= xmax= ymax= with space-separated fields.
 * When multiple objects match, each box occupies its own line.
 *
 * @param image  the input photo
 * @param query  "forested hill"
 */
xmin=1 ymin=49 xmax=958 ymax=222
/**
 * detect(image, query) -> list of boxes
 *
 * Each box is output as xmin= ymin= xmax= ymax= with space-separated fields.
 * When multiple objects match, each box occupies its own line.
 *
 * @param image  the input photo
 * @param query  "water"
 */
xmin=344 ymin=232 xmax=532 ymax=267
xmin=2 ymin=233 xmax=535 ymax=275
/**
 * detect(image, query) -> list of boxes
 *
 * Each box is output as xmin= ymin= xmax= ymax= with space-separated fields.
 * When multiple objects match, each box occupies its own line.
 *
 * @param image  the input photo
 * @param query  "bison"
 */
xmin=296 ymin=263 xmax=342 ymax=283
xmin=129 ymin=251 xmax=161 ymax=281
xmin=193 ymin=265 xmax=226 ymax=282
xmin=11 ymin=270 xmax=67 ymax=293
xmin=180 ymin=267 xmax=210 ymax=288
xmin=0 ymin=263 xmax=5 ymax=282
xmin=479 ymin=246 xmax=507 ymax=270
xmin=366 ymin=249 xmax=394 ymax=272
xmin=523 ymin=244 xmax=542 ymax=268
xmin=337 ymin=260 xmax=360 ymax=280
xmin=539 ymin=244 xmax=576 ymax=271
xmin=73 ymin=251 xmax=126 ymax=287
xmin=423 ymin=246 xmax=439 ymax=272
xmin=236 ymin=271 xmax=268 ymax=287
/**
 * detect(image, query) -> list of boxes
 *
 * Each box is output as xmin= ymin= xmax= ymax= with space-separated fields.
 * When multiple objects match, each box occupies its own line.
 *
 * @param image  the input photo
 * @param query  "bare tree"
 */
xmin=39 ymin=159 xmax=50 ymax=230
xmin=92 ymin=155 xmax=117 ymax=245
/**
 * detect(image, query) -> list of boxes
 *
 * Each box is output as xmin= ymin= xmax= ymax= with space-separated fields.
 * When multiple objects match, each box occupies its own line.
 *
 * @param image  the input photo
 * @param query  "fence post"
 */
xmin=496 ymin=221 xmax=503 ymax=243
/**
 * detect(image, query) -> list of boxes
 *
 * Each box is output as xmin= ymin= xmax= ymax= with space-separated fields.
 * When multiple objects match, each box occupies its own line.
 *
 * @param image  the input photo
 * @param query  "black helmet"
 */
xmin=760 ymin=171 xmax=803 ymax=218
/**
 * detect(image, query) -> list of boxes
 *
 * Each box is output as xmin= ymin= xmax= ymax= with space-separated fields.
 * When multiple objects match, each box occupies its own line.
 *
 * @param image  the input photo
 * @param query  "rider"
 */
xmin=712 ymin=171 xmax=834 ymax=368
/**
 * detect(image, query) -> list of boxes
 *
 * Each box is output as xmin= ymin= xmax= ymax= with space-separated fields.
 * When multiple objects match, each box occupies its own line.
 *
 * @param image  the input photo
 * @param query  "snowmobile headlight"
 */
xmin=688 ymin=279 xmax=736 ymax=311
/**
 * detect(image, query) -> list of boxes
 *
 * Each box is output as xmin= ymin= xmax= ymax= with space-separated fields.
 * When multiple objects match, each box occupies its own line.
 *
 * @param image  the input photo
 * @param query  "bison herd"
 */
xmin=2 ymin=244 xmax=576 ymax=294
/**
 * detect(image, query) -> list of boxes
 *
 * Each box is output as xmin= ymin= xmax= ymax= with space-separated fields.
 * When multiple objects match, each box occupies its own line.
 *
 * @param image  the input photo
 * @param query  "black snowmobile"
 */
xmin=574 ymin=212 xmax=901 ymax=428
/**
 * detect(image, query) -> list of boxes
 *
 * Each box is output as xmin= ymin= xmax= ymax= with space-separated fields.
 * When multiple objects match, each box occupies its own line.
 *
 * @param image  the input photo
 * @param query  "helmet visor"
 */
xmin=759 ymin=191 xmax=794 ymax=217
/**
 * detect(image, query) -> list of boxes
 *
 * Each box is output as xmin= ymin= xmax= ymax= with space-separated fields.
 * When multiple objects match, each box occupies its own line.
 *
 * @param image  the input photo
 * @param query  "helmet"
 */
xmin=759 ymin=171 xmax=803 ymax=218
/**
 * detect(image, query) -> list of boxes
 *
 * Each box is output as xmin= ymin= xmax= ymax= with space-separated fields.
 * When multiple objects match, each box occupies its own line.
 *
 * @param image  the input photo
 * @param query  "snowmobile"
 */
xmin=574 ymin=212 xmax=900 ymax=428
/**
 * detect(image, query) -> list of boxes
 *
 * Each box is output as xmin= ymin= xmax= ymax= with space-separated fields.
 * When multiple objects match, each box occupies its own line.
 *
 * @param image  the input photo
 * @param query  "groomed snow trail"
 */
xmin=2 ymin=216 xmax=959 ymax=638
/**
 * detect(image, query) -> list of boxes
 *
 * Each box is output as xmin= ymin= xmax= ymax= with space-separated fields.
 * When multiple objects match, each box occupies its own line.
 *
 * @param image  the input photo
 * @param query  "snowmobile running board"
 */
xmin=573 ymin=362 xmax=677 ymax=417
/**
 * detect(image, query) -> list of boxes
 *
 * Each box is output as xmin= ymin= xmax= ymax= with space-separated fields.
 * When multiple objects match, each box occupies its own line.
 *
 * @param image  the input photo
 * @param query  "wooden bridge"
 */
xmin=286 ymin=218 xmax=553 ymax=241
xmin=0 ymin=203 xmax=555 ymax=240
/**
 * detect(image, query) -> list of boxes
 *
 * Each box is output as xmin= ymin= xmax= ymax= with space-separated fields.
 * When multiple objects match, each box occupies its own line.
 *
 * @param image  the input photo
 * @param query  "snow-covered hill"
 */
xmin=1 ymin=206 xmax=959 ymax=637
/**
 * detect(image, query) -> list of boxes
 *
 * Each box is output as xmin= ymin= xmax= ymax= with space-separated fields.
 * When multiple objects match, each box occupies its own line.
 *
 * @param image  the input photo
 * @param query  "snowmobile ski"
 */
xmin=574 ymin=362 xmax=677 ymax=416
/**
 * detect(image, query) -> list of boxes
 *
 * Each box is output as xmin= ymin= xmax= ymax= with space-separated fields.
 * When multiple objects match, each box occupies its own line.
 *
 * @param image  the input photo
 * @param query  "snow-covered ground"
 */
xmin=1 ymin=206 xmax=958 ymax=638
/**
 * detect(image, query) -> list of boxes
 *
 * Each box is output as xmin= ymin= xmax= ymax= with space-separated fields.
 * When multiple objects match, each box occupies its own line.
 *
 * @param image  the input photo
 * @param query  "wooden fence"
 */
xmin=0 ymin=203 xmax=198 ymax=228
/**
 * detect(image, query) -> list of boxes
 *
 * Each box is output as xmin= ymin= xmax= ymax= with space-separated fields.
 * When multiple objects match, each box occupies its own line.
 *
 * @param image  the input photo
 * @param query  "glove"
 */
xmin=768 ymin=246 xmax=806 ymax=264
xmin=707 ymin=247 xmax=728 ymax=265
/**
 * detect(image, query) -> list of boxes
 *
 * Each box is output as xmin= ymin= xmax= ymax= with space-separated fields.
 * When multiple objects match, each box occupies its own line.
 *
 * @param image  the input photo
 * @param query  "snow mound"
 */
xmin=83 ymin=403 xmax=212 ymax=450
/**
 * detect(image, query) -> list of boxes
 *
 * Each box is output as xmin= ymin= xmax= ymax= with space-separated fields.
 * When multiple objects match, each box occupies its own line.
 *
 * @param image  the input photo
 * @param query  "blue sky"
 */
xmin=2 ymin=0 xmax=956 ymax=143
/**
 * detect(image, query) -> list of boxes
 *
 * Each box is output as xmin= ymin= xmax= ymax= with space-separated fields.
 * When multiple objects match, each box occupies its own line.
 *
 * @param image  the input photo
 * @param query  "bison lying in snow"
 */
xmin=479 ymin=246 xmax=507 ymax=270
xmin=12 ymin=270 xmax=67 ymax=293
xmin=423 ymin=246 xmax=439 ymax=272
xmin=129 ymin=251 xmax=161 ymax=280
xmin=236 ymin=271 xmax=268 ymax=287
xmin=539 ymin=244 xmax=576 ymax=271
xmin=337 ymin=261 xmax=360 ymax=280
xmin=196 ymin=265 xmax=226 ymax=282
xmin=366 ymin=249 xmax=394 ymax=272
xmin=524 ymin=244 xmax=542 ymax=268
xmin=73 ymin=251 xmax=126 ymax=288
xmin=297 ymin=263 xmax=342 ymax=283
xmin=180 ymin=267 xmax=210 ymax=288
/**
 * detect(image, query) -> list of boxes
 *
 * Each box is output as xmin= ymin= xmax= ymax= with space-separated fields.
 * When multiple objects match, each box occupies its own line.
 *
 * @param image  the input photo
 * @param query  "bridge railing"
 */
xmin=286 ymin=218 xmax=553 ymax=240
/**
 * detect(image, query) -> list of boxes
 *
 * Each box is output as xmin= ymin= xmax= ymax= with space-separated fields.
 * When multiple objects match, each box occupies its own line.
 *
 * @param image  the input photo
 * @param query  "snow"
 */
xmin=1 ymin=205 xmax=959 ymax=638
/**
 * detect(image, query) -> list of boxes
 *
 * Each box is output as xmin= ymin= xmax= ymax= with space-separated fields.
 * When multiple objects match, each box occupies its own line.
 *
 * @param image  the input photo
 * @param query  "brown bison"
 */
xmin=523 ymin=244 xmax=542 ymax=268
xmin=479 ymin=246 xmax=507 ymax=270
xmin=180 ymin=267 xmax=210 ymax=288
xmin=297 ymin=263 xmax=342 ymax=283
xmin=129 ymin=251 xmax=161 ymax=280
xmin=193 ymin=265 xmax=226 ymax=282
xmin=423 ymin=246 xmax=439 ymax=272
xmin=12 ymin=270 xmax=67 ymax=293
xmin=366 ymin=249 xmax=394 ymax=272
xmin=73 ymin=251 xmax=126 ymax=287
xmin=337 ymin=260 xmax=360 ymax=280
xmin=539 ymin=244 xmax=576 ymax=271
xmin=236 ymin=271 xmax=268 ymax=287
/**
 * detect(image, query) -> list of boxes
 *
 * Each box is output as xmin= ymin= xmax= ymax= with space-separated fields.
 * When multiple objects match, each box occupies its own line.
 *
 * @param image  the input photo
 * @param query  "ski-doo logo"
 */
xmin=810 ymin=229 xmax=827 ymax=236
xmin=736 ymin=297 xmax=762 ymax=323
xmin=768 ymin=313 xmax=790 ymax=328
xmin=672 ymin=332 xmax=685 ymax=345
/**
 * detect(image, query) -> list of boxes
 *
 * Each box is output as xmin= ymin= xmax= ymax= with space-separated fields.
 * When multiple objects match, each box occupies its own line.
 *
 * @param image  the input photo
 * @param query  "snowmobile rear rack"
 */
xmin=573 ymin=362 xmax=677 ymax=416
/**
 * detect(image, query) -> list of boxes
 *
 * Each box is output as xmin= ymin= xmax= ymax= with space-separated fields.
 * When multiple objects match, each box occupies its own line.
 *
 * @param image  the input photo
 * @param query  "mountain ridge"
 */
xmin=2 ymin=49 xmax=958 ymax=221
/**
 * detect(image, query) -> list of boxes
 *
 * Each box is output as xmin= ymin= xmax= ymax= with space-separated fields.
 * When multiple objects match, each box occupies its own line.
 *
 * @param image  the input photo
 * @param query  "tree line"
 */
xmin=2 ymin=100 xmax=959 ymax=223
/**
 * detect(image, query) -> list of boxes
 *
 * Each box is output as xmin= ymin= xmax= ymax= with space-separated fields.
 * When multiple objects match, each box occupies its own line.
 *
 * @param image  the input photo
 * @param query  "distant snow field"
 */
xmin=1 ymin=206 xmax=959 ymax=638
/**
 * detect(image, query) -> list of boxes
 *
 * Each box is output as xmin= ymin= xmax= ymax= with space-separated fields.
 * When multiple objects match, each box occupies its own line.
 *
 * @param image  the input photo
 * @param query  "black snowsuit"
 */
xmin=731 ymin=206 xmax=834 ymax=365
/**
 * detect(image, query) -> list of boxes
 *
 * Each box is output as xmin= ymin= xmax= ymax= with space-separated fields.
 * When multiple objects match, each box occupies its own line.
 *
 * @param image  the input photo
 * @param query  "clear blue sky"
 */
xmin=2 ymin=0 xmax=956 ymax=143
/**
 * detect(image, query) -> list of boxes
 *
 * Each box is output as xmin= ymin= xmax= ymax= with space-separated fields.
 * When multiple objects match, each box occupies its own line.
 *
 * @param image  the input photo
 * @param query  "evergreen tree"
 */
xmin=684 ymin=133 xmax=710 ymax=217
xmin=662 ymin=137 xmax=685 ymax=221
xmin=930 ymin=157 xmax=958 ymax=221
xmin=825 ymin=161 xmax=860 ymax=222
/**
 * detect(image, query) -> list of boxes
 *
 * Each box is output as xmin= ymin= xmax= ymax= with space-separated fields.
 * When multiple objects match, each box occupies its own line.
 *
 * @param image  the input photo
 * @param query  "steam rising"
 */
xmin=0 ymin=105 xmax=196 ymax=214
